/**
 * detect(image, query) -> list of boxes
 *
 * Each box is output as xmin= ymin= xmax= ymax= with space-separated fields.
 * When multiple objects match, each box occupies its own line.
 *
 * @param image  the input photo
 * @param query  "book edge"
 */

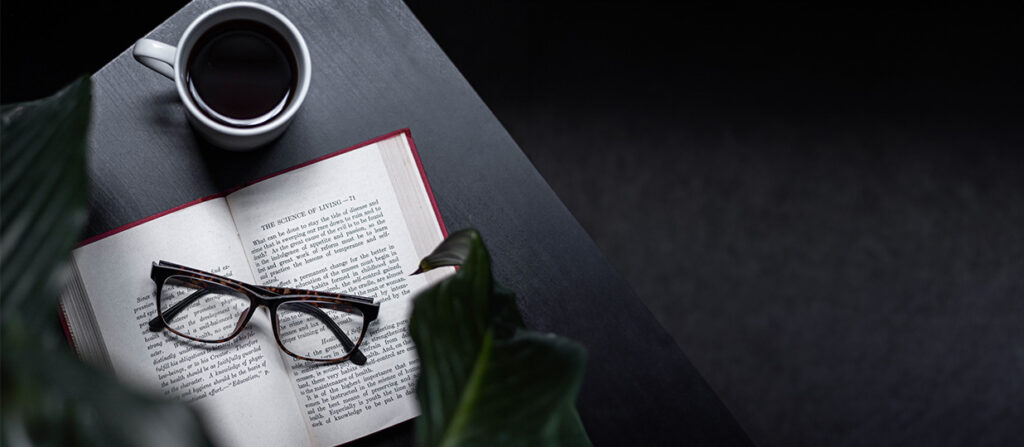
xmin=404 ymin=131 xmax=448 ymax=238
xmin=58 ymin=302 xmax=77 ymax=354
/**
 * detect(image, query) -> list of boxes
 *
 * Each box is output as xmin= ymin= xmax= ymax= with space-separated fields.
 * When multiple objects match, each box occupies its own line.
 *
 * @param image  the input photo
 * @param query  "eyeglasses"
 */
xmin=148 ymin=260 xmax=379 ymax=365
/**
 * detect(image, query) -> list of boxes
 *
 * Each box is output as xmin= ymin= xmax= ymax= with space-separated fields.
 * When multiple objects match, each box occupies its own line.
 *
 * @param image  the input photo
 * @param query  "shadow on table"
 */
xmin=188 ymin=123 xmax=282 ymax=191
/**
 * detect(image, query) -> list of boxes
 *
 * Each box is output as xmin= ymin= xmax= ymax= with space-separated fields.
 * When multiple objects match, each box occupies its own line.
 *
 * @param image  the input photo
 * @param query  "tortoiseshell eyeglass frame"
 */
xmin=149 ymin=260 xmax=380 ymax=365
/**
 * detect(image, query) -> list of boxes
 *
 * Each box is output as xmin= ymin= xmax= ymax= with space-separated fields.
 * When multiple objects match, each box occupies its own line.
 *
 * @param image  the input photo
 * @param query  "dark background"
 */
xmin=4 ymin=1 xmax=1022 ymax=445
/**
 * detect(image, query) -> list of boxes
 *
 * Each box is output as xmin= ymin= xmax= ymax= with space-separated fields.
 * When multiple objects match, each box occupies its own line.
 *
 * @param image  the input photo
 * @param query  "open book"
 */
xmin=60 ymin=130 xmax=453 ymax=447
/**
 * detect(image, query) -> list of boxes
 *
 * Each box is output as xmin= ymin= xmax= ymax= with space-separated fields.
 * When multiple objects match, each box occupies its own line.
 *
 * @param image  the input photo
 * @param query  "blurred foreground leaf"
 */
xmin=410 ymin=229 xmax=591 ymax=447
xmin=412 ymin=228 xmax=477 ymax=274
xmin=1 ymin=77 xmax=212 ymax=447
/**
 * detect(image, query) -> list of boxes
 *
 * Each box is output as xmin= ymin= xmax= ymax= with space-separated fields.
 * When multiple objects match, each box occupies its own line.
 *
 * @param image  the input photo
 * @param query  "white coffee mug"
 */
xmin=133 ymin=2 xmax=311 ymax=150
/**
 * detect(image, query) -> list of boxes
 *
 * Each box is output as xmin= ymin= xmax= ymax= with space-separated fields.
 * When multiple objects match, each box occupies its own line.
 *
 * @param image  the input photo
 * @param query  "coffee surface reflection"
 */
xmin=186 ymin=19 xmax=297 ymax=128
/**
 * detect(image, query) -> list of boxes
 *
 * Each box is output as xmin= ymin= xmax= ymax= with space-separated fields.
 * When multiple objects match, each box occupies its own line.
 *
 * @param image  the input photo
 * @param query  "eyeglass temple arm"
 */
xmin=148 ymin=288 xmax=367 ymax=365
xmin=253 ymin=285 xmax=367 ymax=365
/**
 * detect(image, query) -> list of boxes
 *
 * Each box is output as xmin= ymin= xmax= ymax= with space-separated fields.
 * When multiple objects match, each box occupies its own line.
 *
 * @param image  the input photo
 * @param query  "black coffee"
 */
xmin=186 ymin=20 xmax=297 ymax=127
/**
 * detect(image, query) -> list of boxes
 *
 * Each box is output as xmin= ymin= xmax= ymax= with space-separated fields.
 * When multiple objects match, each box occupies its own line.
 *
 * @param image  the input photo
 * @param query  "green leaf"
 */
xmin=1 ymin=78 xmax=212 ymax=446
xmin=1 ymin=77 xmax=91 ymax=330
xmin=410 ymin=229 xmax=592 ymax=447
xmin=412 ymin=228 xmax=480 ymax=274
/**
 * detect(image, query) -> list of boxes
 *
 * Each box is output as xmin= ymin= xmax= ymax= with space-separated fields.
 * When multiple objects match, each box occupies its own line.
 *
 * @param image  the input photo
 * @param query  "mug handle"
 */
xmin=133 ymin=39 xmax=177 ymax=80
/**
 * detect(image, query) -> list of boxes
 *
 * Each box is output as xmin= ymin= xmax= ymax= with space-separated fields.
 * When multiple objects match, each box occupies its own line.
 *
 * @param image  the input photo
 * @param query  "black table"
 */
xmin=85 ymin=0 xmax=751 ymax=444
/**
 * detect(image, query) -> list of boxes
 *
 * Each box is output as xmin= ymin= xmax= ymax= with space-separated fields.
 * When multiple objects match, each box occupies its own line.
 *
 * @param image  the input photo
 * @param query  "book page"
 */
xmin=226 ymin=133 xmax=451 ymax=446
xmin=67 ymin=198 xmax=312 ymax=447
